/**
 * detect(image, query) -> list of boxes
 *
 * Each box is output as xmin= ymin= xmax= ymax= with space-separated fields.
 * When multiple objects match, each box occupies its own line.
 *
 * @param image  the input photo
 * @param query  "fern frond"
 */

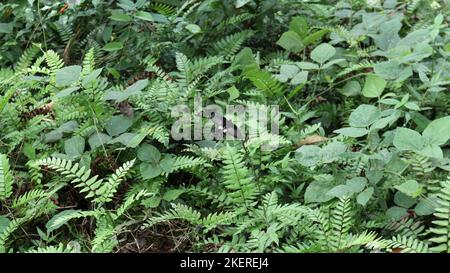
xmin=387 ymin=235 xmax=429 ymax=253
xmin=429 ymin=175 xmax=450 ymax=252
xmin=0 ymin=154 xmax=13 ymax=201
xmin=37 ymin=157 xmax=102 ymax=201
xmin=15 ymin=44 xmax=41 ymax=73
xmin=93 ymin=159 xmax=136 ymax=204
xmin=222 ymin=145 xmax=257 ymax=210
xmin=211 ymin=30 xmax=254 ymax=58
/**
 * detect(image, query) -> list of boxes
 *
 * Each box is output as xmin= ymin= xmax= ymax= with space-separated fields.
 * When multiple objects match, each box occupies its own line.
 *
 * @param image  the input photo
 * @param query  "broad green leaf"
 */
xmin=333 ymin=127 xmax=368 ymax=137
xmin=414 ymin=196 xmax=437 ymax=216
xmin=311 ymin=43 xmax=335 ymax=64
xmin=137 ymin=144 xmax=161 ymax=163
xmin=386 ymin=206 xmax=408 ymax=220
xmin=227 ymin=86 xmax=240 ymax=101
xmin=56 ymin=65 xmax=81 ymax=87
xmin=289 ymin=17 xmax=308 ymax=38
xmin=340 ymin=81 xmax=361 ymax=97
xmin=346 ymin=177 xmax=367 ymax=193
xmin=0 ymin=23 xmax=13 ymax=33
xmin=394 ymin=191 xmax=416 ymax=208
xmin=140 ymin=162 xmax=162 ymax=179
xmin=349 ymin=104 xmax=380 ymax=128
xmin=105 ymin=115 xmax=133 ymax=136
xmin=357 ymin=187 xmax=374 ymax=206
xmin=280 ymin=64 xmax=299 ymax=78
xmin=163 ymin=189 xmax=185 ymax=201
xmin=304 ymin=180 xmax=334 ymax=203
xmin=290 ymin=71 xmax=308 ymax=85
xmin=320 ymin=141 xmax=347 ymax=163
xmin=56 ymin=87 xmax=80 ymax=98
xmin=422 ymin=116 xmax=450 ymax=146
xmin=110 ymin=12 xmax=132 ymax=22
xmin=276 ymin=31 xmax=303 ymax=53
xmin=393 ymin=127 xmax=424 ymax=151
xmin=185 ymin=24 xmax=201 ymax=34
xmin=418 ymin=145 xmax=443 ymax=159
xmin=362 ymin=74 xmax=387 ymax=98
xmin=102 ymin=41 xmax=124 ymax=52
xmin=327 ymin=185 xmax=352 ymax=198
xmin=295 ymin=145 xmax=322 ymax=167
xmin=64 ymin=136 xmax=85 ymax=158
xmin=302 ymin=29 xmax=328 ymax=47
xmin=134 ymin=11 xmax=154 ymax=21
xmin=395 ymin=180 xmax=422 ymax=198
xmin=88 ymin=133 xmax=112 ymax=150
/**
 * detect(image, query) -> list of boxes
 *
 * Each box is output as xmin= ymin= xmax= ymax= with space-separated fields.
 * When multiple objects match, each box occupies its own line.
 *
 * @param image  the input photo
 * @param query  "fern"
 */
xmin=15 ymin=44 xmax=41 ymax=73
xmin=210 ymin=31 xmax=254 ymax=58
xmin=221 ymin=145 xmax=257 ymax=209
xmin=93 ymin=159 xmax=136 ymax=203
xmin=387 ymin=235 xmax=429 ymax=253
xmin=37 ymin=157 xmax=103 ymax=201
xmin=0 ymin=154 xmax=13 ymax=201
xmin=429 ymin=175 xmax=450 ymax=252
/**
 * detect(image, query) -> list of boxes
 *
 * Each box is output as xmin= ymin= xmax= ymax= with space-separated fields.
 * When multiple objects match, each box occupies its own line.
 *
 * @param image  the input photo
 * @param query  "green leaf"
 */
xmin=320 ymin=141 xmax=347 ymax=163
xmin=105 ymin=115 xmax=133 ymax=137
xmin=327 ymin=185 xmax=353 ymax=198
xmin=357 ymin=187 xmax=374 ymax=206
xmin=304 ymin=180 xmax=334 ymax=203
xmin=393 ymin=128 xmax=424 ymax=151
xmin=185 ymin=24 xmax=201 ymax=34
xmin=103 ymin=79 xmax=148 ymax=101
xmin=394 ymin=192 xmax=416 ymax=208
xmin=362 ymin=74 xmax=387 ymax=98
xmin=56 ymin=87 xmax=80 ymax=98
xmin=346 ymin=177 xmax=367 ymax=193
xmin=290 ymin=71 xmax=308 ymax=85
xmin=137 ymin=144 xmax=161 ymax=163
xmin=349 ymin=104 xmax=381 ymax=128
xmin=0 ymin=216 xmax=10 ymax=234
xmin=289 ymin=17 xmax=308 ymax=38
xmin=102 ymin=41 xmax=124 ymax=52
xmin=422 ymin=116 xmax=450 ymax=146
xmin=226 ymin=86 xmax=240 ymax=101
xmin=414 ymin=196 xmax=437 ymax=216
xmin=295 ymin=145 xmax=322 ymax=167
xmin=280 ymin=64 xmax=299 ymax=79
xmin=140 ymin=162 xmax=162 ymax=179
xmin=395 ymin=180 xmax=422 ymax=198
xmin=310 ymin=43 xmax=335 ymax=64
xmin=142 ymin=196 xmax=161 ymax=208
xmin=163 ymin=189 xmax=185 ymax=201
xmin=110 ymin=12 xmax=132 ymax=22
xmin=134 ymin=11 xmax=154 ymax=21
xmin=23 ymin=143 xmax=36 ymax=160
xmin=0 ymin=23 xmax=13 ymax=34
xmin=302 ymin=29 xmax=328 ymax=47
xmin=64 ymin=136 xmax=85 ymax=158
xmin=387 ymin=206 xmax=408 ymax=220
xmin=46 ymin=210 xmax=79 ymax=233
xmin=88 ymin=133 xmax=112 ymax=150
xmin=276 ymin=31 xmax=303 ymax=53
xmin=333 ymin=127 xmax=368 ymax=137
xmin=340 ymin=81 xmax=361 ymax=97
xmin=55 ymin=65 xmax=81 ymax=87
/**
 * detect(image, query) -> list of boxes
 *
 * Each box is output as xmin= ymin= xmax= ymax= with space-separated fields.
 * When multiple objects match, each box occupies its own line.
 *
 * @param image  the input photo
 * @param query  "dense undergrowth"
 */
xmin=0 ymin=0 xmax=450 ymax=253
